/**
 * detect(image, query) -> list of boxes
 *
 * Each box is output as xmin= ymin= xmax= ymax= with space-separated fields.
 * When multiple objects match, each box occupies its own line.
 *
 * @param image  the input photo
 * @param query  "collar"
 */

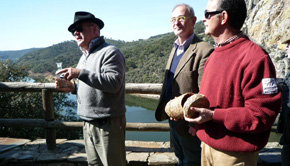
xmin=174 ymin=33 xmax=195 ymax=51
xmin=81 ymin=36 xmax=105 ymax=55
xmin=214 ymin=36 xmax=248 ymax=51
xmin=214 ymin=32 xmax=244 ymax=48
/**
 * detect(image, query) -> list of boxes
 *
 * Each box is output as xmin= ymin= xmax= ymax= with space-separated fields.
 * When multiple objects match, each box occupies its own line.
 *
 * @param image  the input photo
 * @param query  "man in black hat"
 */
xmin=56 ymin=11 xmax=126 ymax=166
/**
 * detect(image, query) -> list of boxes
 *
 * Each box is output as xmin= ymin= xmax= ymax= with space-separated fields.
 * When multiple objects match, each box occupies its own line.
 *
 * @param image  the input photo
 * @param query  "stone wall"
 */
xmin=244 ymin=0 xmax=289 ymax=49
xmin=244 ymin=0 xmax=290 ymax=83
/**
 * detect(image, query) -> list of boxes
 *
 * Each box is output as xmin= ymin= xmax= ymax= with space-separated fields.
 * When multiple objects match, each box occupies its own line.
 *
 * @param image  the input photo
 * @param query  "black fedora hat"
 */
xmin=68 ymin=11 xmax=104 ymax=32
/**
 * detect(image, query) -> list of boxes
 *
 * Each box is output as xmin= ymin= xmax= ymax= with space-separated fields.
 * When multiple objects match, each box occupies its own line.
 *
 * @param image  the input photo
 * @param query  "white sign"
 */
xmin=262 ymin=78 xmax=278 ymax=95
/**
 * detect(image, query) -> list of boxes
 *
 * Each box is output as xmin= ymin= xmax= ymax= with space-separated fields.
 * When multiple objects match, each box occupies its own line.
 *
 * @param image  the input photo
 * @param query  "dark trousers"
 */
xmin=282 ymin=144 xmax=290 ymax=166
xmin=169 ymin=120 xmax=201 ymax=166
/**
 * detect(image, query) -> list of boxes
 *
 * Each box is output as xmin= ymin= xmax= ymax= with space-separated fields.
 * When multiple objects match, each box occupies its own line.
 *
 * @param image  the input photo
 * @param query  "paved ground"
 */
xmin=0 ymin=137 xmax=282 ymax=166
xmin=0 ymin=137 xmax=177 ymax=166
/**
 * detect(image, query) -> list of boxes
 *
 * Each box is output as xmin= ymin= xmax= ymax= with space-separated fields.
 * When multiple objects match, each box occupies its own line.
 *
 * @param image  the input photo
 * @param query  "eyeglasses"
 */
xmin=204 ymin=10 xmax=223 ymax=19
xmin=170 ymin=16 xmax=191 ymax=23
xmin=71 ymin=25 xmax=83 ymax=36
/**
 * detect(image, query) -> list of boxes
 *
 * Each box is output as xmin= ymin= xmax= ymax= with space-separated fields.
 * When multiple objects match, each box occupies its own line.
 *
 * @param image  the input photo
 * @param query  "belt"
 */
xmin=84 ymin=117 xmax=110 ymax=124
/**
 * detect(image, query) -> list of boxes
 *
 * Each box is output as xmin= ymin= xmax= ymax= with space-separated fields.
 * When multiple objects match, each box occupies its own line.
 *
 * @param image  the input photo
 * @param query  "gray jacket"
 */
xmin=76 ymin=37 xmax=126 ymax=121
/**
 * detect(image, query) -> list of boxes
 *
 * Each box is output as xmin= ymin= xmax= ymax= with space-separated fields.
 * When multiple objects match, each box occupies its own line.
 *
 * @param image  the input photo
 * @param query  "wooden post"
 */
xmin=42 ymin=89 xmax=56 ymax=150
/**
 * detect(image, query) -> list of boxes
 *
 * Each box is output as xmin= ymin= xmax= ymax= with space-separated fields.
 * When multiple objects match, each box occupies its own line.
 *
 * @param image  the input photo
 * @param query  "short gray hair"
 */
xmin=172 ymin=3 xmax=195 ymax=17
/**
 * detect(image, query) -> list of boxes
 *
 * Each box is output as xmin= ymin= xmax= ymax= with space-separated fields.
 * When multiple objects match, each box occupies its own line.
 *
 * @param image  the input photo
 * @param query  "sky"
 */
xmin=0 ymin=0 xmax=208 ymax=51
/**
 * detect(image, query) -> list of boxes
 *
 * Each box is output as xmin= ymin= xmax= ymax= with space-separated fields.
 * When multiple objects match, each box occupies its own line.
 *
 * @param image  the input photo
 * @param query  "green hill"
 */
xmin=0 ymin=48 xmax=41 ymax=61
xmin=17 ymin=41 xmax=81 ymax=73
xmin=17 ymin=21 xmax=212 ymax=83
xmin=123 ymin=32 xmax=176 ymax=83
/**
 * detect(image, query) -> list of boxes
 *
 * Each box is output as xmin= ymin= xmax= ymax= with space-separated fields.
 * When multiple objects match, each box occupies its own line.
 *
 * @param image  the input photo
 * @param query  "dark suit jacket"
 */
xmin=155 ymin=35 xmax=213 ymax=135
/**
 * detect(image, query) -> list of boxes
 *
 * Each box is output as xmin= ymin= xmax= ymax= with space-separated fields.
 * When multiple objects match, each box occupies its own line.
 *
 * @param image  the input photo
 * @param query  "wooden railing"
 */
xmin=0 ymin=82 xmax=167 ymax=150
xmin=0 ymin=82 xmax=279 ymax=151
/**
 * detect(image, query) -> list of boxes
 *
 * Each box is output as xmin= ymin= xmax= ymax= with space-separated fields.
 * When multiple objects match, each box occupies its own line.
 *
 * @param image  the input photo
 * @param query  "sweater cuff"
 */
xmin=212 ymin=109 xmax=225 ymax=124
xmin=78 ymin=69 xmax=89 ymax=81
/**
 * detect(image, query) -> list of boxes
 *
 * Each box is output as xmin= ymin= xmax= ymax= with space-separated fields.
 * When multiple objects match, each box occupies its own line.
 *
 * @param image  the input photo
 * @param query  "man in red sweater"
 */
xmin=184 ymin=0 xmax=282 ymax=165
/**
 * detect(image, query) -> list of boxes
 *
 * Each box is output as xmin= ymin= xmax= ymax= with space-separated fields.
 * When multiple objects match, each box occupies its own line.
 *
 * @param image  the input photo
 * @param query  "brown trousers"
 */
xmin=201 ymin=142 xmax=259 ymax=166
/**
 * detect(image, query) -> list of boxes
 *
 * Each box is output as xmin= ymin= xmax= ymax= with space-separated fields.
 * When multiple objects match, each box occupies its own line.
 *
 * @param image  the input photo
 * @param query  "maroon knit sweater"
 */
xmin=197 ymin=37 xmax=282 ymax=152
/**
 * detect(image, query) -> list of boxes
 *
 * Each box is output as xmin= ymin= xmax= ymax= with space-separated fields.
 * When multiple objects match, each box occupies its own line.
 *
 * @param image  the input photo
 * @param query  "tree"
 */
xmin=0 ymin=60 xmax=79 ymax=140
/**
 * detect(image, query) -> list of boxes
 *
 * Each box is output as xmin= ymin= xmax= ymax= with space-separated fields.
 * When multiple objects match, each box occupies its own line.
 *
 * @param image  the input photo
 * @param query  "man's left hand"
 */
xmin=184 ymin=107 xmax=214 ymax=124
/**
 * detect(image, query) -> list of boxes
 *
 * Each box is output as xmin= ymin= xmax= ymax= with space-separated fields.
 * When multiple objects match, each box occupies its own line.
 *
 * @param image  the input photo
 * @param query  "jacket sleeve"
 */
xmin=78 ymin=48 xmax=125 ymax=93
xmin=197 ymin=44 xmax=213 ymax=88
xmin=212 ymin=55 xmax=282 ymax=133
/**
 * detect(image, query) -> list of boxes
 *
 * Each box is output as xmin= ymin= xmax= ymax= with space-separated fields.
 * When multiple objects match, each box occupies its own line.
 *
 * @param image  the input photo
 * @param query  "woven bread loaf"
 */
xmin=165 ymin=92 xmax=193 ymax=119
xmin=183 ymin=94 xmax=210 ymax=118
xmin=165 ymin=93 xmax=209 ymax=119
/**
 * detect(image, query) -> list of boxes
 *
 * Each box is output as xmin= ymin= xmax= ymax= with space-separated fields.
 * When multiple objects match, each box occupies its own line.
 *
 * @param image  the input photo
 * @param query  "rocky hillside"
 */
xmin=245 ymin=0 xmax=289 ymax=48
xmin=244 ymin=0 xmax=290 ymax=82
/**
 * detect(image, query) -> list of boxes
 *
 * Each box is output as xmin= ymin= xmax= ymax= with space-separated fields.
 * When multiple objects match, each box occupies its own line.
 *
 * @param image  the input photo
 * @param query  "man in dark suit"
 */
xmin=155 ymin=3 xmax=213 ymax=166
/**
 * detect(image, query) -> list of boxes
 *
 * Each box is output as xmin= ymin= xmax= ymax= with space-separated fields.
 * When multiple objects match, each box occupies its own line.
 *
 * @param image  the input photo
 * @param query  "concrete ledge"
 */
xmin=148 ymin=152 xmax=178 ymax=165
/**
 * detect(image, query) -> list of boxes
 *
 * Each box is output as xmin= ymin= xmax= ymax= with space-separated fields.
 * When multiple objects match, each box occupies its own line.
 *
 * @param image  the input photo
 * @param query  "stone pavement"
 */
xmin=0 ymin=137 xmax=282 ymax=166
xmin=0 ymin=137 xmax=177 ymax=166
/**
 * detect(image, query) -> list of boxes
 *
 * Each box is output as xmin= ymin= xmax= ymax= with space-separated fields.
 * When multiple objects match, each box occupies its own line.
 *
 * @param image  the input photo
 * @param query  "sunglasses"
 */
xmin=71 ymin=25 xmax=83 ymax=35
xmin=204 ymin=10 xmax=223 ymax=19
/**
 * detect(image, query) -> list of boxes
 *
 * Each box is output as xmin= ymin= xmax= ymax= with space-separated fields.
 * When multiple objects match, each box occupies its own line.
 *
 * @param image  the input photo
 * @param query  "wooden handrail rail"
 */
xmin=0 ymin=119 xmax=170 ymax=131
xmin=0 ymin=82 xmax=162 ymax=94
xmin=0 ymin=82 xmax=56 ymax=92
xmin=125 ymin=83 xmax=162 ymax=94
xmin=0 ymin=118 xmax=277 ymax=132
